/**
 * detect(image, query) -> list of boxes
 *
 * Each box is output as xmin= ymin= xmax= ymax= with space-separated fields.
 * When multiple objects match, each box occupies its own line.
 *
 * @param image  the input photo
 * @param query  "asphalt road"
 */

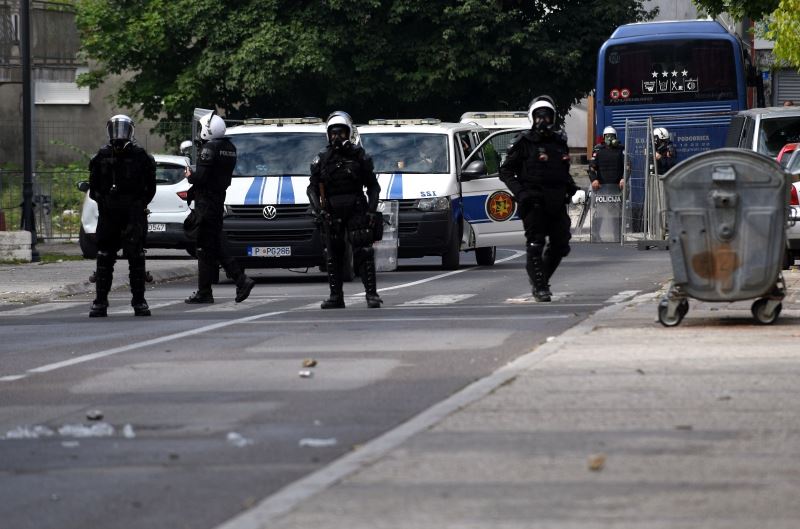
xmin=0 ymin=243 xmax=672 ymax=529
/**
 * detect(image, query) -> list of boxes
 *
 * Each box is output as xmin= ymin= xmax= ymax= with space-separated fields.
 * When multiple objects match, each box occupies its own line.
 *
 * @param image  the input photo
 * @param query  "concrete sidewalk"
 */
xmin=0 ymin=241 xmax=196 ymax=304
xmin=222 ymin=271 xmax=800 ymax=529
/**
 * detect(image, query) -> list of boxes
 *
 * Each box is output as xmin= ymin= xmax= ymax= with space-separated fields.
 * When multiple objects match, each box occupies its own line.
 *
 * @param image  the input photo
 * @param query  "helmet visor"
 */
xmin=108 ymin=119 xmax=134 ymax=142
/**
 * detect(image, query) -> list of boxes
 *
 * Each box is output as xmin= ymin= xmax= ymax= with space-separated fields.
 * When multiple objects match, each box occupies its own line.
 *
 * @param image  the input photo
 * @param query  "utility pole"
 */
xmin=20 ymin=0 xmax=39 ymax=261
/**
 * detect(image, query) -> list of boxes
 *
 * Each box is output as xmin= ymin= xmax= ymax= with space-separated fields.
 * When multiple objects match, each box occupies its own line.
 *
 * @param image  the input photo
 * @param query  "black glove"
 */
xmin=516 ymin=190 xmax=537 ymax=208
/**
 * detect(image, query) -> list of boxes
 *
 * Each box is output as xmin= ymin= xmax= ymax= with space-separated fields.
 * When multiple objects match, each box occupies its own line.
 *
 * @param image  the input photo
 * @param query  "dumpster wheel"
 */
xmin=751 ymin=298 xmax=782 ymax=325
xmin=658 ymin=298 xmax=688 ymax=327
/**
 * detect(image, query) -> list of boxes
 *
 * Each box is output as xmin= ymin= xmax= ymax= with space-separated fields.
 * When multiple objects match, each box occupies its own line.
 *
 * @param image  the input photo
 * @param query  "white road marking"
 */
xmin=188 ymin=299 xmax=278 ymax=312
xmin=504 ymin=292 xmax=573 ymax=304
xmin=108 ymin=300 xmax=185 ymax=315
xmin=399 ymin=294 xmax=476 ymax=306
xmin=0 ymin=375 xmax=27 ymax=382
xmin=239 ymin=314 xmax=572 ymax=325
xmin=604 ymin=290 xmax=641 ymax=304
xmin=19 ymin=311 xmax=287 ymax=376
xmin=0 ymin=302 xmax=84 ymax=317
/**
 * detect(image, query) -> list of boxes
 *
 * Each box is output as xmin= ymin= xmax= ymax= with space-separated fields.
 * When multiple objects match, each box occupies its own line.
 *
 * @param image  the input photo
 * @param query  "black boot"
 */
xmin=186 ymin=251 xmax=215 ymax=304
xmin=235 ymin=275 xmax=255 ymax=303
xmin=360 ymin=251 xmax=382 ymax=308
xmin=89 ymin=252 xmax=114 ymax=317
xmin=526 ymin=245 xmax=551 ymax=302
xmin=321 ymin=254 xmax=345 ymax=309
xmin=129 ymin=261 xmax=150 ymax=316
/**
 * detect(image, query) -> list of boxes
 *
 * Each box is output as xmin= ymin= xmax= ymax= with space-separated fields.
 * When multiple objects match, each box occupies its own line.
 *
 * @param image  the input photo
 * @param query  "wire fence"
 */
xmin=0 ymin=169 xmax=87 ymax=239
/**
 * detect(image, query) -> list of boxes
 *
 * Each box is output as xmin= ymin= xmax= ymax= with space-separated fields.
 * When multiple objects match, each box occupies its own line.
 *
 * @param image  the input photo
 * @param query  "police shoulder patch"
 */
xmin=199 ymin=147 xmax=214 ymax=162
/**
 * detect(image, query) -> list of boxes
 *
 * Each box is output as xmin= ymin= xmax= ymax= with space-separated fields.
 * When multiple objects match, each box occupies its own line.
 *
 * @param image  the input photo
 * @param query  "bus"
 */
xmin=595 ymin=20 xmax=749 ymax=162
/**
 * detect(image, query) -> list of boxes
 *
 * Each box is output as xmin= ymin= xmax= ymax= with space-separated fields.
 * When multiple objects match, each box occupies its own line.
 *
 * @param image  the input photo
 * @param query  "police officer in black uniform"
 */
xmin=499 ymin=96 xmax=578 ymax=302
xmin=184 ymin=111 xmax=255 ymax=304
xmin=589 ymin=126 xmax=625 ymax=191
xmin=653 ymin=127 xmax=677 ymax=175
xmin=88 ymin=114 xmax=156 ymax=317
xmin=308 ymin=111 xmax=382 ymax=309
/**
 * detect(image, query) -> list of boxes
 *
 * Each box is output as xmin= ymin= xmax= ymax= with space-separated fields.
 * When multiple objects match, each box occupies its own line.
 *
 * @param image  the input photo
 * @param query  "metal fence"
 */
xmin=622 ymin=117 xmax=667 ymax=244
xmin=0 ymin=169 xmax=87 ymax=240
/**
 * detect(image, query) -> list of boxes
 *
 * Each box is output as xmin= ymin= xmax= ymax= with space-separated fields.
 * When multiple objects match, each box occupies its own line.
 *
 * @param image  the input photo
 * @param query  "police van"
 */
xmin=358 ymin=119 xmax=526 ymax=269
xmin=220 ymin=117 xmax=332 ymax=274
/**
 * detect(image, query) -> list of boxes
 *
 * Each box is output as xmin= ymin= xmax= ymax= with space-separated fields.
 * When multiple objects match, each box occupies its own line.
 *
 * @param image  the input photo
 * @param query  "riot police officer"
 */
xmin=184 ymin=112 xmax=255 ymax=304
xmin=308 ymin=111 xmax=382 ymax=309
xmin=499 ymin=97 xmax=578 ymax=302
xmin=653 ymin=127 xmax=677 ymax=175
xmin=88 ymin=115 xmax=156 ymax=317
xmin=589 ymin=126 xmax=625 ymax=191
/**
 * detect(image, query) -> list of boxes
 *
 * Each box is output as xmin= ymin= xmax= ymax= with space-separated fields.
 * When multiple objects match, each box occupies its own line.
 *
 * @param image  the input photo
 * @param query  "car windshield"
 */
xmin=757 ymin=116 xmax=800 ymax=157
xmin=155 ymin=163 xmax=186 ymax=185
xmin=228 ymin=132 xmax=327 ymax=176
xmin=360 ymin=133 xmax=449 ymax=174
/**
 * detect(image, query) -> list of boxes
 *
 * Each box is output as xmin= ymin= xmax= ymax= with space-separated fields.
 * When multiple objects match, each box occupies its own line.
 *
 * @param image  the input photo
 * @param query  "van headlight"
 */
xmin=417 ymin=197 xmax=450 ymax=211
xmin=223 ymin=204 xmax=232 ymax=217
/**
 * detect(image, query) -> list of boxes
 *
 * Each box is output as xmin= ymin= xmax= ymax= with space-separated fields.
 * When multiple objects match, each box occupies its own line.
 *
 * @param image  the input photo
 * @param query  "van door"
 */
xmin=459 ymin=128 xmax=527 ymax=248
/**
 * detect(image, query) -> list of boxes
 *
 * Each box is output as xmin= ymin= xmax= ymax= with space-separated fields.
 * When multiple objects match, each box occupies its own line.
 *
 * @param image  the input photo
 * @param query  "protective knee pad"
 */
xmin=97 ymin=250 xmax=116 ymax=269
xmin=526 ymin=242 xmax=545 ymax=260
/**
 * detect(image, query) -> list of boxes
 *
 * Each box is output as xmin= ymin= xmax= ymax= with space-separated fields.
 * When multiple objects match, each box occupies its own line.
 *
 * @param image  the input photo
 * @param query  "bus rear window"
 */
xmin=603 ymin=39 xmax=737 ymax=105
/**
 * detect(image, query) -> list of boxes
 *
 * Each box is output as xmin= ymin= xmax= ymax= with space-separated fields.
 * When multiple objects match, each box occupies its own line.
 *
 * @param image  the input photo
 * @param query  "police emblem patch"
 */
xmin=486 ymin=190 xmax=515 ymax=222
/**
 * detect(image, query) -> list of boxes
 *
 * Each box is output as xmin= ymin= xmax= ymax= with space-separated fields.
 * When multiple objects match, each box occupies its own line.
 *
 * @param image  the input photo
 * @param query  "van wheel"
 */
xmin=441 ymin=227 xmax=461 ymax=270
xmin=475 ymin=246 xmax=496 ymax=266
xmin=79 ymin=226 xmax=97 ymax=259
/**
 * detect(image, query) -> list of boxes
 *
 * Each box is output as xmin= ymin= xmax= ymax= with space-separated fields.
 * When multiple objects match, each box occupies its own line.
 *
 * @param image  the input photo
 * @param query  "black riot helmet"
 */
xmin=107 ymin=114 xmax=135 ymax=151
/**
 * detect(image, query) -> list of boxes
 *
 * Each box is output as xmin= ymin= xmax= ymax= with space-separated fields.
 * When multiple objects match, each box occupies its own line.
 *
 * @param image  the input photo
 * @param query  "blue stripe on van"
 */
xmin=388 ymin=172 xmax=403 ymax=199
xmin=279 ymin=175 xmax=294 ymax=204
xmin=245 ymin=177 xmax=264 ymax=205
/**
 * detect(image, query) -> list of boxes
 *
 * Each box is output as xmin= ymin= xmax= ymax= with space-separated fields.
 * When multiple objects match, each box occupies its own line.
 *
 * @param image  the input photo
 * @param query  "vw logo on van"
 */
xmin=262 ymin=205 xmax=277 ymax=220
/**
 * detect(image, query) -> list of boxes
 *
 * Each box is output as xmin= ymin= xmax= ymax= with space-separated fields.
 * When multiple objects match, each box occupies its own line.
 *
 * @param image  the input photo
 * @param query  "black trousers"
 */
xmin=195 ymin=198 xmax=243 ymax=292
xmin=95 ymin=206 xmax=147 ymax=301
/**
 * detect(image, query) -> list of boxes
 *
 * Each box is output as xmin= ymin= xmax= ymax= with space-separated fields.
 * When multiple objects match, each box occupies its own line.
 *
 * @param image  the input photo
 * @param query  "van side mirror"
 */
xmin=76 ymin=181 xmax=90 ymax=193
xmin=461 ymin=160 xmax=487 ymax=181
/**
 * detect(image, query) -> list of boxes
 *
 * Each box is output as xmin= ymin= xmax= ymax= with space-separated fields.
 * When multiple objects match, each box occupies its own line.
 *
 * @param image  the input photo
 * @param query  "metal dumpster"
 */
xmin=658 ymin=148 xmax=789 ymax=326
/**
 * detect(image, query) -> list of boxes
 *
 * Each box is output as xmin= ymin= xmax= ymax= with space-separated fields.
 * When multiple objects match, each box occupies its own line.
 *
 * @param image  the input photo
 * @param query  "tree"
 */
xmin=691 ymin=0 xmax=800 ymax=68
xmin=75 ymin=0 xmax=654 ymax=128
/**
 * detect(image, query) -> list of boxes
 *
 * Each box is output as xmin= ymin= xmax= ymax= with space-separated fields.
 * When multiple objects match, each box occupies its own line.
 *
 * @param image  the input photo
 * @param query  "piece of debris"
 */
xmin=4 ymin=425 xmax=55 ymax=439
xmin=122 ymin=424 xmax=136 ymax=439
xmin=636 ymin=368 xmax=645 ymax=375
xmin=58 ymin=422 xmax=115 ymax=438
xmin=298 ymin=370 xmax=314 ymax=378
xmin=588 ymin=453 xmax=606 ymax=471
xmin=299 ymin=437 xmax=338 ymax=448
xmin=675 ymin=424 xmax=693 ymax=431
xmin=226 ymin=432 xmax=254 ymax=448
xmin=61 ymin=441 xmax=80 ymax=448
xmin=718 ymin=395 xmax=732 ymax=401
xmin=86 ymin=409 xmax=104 ymax=421
xmin=546 ymin=336 xmax=556 ymax=342
xmin=302 ymin=359 xmax=318 ymax=368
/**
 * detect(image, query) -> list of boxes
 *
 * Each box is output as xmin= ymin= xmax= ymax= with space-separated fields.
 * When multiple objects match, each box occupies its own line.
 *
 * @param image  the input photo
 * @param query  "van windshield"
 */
xmin=361 ymin=133 xmax=450 ymax=174
xmin=228 ymin=132 xmax=327 ymax=176
xmin=757 ymin=116 xmax=800 ymax=157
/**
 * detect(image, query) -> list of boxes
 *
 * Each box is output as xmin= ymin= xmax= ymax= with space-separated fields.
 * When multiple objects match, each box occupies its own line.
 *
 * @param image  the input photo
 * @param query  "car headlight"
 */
xmin=417 ymin=197 xmax=450 ymax=211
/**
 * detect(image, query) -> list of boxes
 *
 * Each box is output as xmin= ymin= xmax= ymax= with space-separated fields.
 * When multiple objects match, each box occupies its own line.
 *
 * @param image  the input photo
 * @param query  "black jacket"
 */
xmin=89 ymin=143 xmax=156 ymax=208
xmin=189 ymin=138 xmax=237 ymax=200
xmin=499 ymin=128 xmax=576 ymax=197
xmin=589 ymin=143 xmax=625 ymax=185
xmin=308 ymin=144 xmax=380 ymax=212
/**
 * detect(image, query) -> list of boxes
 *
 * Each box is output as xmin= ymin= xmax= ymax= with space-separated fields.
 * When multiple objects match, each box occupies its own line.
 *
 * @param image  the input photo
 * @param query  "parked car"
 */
xmin=725 ymin=107 xmax=800 ymax=268
xmin=77 ymin=154 xmax=193 ymax=259
xmin=777 ymin=142 xmax=799 ymax=167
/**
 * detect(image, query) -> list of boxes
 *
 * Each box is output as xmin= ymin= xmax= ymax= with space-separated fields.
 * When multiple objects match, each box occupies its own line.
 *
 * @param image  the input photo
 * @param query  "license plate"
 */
xmin=148 ymin=223 xmax=166 ymax=232
xmin=248 ymin=246 xmax=291 ymax=257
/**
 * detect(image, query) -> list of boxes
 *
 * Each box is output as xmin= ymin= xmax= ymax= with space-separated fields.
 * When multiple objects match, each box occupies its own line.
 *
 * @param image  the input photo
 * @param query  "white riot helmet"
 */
xmin=527 ymin=98 xmax=556 ymax=130
xmin=326 ymin=111 xmax=356 ymax=148
xmin=602 ymin=126 xmax=618 ymax=145
xmin=107 ymin=114 xmax=134 ymax=147
xmin=653 ymin=127 xmax=669 ymax=142
xmin=199 ymin=112 xmax=226 ymax=141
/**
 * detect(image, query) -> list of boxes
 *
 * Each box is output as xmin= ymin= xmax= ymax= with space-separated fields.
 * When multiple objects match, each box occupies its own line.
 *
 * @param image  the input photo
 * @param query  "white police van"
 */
xmin=358 ymin=119 xmax=526 ymax=269
xmin=220 ymin=117 xmax=332 ymax=273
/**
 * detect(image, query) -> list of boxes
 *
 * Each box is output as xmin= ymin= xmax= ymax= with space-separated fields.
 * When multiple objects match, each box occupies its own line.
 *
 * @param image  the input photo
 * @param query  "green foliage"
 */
xmin=767 ymin=0 xmax=800 ymax=67
xmin=690 ymin=0 xmax=778 ymax=19
xmin=75 ymin=0 xmax=654 ymax=124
